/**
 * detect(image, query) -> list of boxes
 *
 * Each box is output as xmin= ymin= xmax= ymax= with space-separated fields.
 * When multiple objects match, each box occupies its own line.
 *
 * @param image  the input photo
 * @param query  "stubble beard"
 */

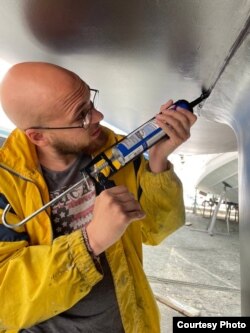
xmin=52 ymin=129 xmax=107 ymax=156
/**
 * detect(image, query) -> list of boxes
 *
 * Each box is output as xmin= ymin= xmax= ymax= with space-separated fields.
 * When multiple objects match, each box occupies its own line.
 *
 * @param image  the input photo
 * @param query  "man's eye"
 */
xmin=76 ymin=111 xmax=86 ymax=121
xmin=76 ymin=113 xmax=84 ymax=120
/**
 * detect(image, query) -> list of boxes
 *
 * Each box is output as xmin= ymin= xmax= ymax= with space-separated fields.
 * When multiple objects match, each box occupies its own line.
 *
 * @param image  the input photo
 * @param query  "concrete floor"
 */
xmin=143 ymin=211 xmax=240 ymax=332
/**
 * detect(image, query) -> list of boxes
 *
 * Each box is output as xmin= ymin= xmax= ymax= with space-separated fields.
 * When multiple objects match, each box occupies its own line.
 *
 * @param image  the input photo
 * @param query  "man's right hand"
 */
xmin=85 ymin=185 xmax=145 ymax=255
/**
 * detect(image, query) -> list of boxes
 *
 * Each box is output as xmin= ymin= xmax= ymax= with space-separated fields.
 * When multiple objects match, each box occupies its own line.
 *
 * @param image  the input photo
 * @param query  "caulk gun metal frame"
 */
xmin=2 ymin=176 xmax=90 ymax=229
xmin=2 ymin=90 xmax=210 ymax=229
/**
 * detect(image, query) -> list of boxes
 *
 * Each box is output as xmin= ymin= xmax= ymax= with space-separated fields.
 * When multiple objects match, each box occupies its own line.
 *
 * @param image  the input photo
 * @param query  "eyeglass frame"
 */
xmin=25 ymin=88 xmax=99 ymax=131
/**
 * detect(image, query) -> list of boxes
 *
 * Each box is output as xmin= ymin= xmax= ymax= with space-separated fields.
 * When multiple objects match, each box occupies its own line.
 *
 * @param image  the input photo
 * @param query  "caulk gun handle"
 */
xmin=174 ymin=99 xmax=194 ymax=113
xmin=95 ymin=173 xmax=116 ymax=194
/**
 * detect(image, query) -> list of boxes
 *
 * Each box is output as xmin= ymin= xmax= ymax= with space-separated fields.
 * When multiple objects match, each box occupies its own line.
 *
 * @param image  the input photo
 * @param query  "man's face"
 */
xmin=41 ymin=77 xmax=108 ymax=156
xmin=51 ymin=122 xmax=107 ymax=155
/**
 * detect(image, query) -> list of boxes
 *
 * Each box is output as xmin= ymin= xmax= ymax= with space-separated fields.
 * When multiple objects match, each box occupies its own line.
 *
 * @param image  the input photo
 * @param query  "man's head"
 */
xmin=0 ymin=62 xmax=106 ymax=155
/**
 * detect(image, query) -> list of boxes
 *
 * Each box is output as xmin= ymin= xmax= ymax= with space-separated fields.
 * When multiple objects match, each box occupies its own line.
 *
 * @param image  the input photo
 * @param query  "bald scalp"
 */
xmin=0 ymin=62 xmax=83 ymax=130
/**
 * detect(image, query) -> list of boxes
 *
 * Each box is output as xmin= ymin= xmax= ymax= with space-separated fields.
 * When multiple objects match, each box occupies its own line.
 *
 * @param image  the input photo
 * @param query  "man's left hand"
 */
xmin=149 ymin=99 xmax=197 ymax=173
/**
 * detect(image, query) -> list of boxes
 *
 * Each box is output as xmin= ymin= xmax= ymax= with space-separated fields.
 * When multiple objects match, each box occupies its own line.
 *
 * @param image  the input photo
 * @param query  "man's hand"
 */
xmin=149 ymin=99 xmax=197 ymax=173
xmin=85 ymin=186 xmax=145 ymax=255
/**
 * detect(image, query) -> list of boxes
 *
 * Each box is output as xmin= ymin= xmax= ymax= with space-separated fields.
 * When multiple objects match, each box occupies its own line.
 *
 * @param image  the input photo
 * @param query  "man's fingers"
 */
xmin=126 ymin=210 xmax=146 ymax=221
xmin=156 ymin=107 xmax=197 ymax=139
xmin=105 ymin=185 xmax=128 ymax=195
xmin=159 ymin=99 xmax=174 ymax=112
xmin=103 ymin=185 xmax=137 ymax=203
xmin=100 ymin=185 xmax=144 ymax=217
xmin=176 ymin=107 xmax=197 ymax=126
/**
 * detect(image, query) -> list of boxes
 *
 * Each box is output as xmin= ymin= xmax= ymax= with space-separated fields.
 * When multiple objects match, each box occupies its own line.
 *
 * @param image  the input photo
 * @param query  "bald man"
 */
xmin=0 ymin=62 xmax=196 ymax=333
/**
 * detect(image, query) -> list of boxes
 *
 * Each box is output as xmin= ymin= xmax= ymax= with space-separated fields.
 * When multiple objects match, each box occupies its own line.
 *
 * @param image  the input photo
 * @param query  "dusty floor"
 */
xmin=143 ymin=211 xmax=240 ymax=332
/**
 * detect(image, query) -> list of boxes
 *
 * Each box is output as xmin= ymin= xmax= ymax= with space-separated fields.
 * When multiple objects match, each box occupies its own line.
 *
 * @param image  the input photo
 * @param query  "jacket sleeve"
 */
xmin=0 ymin=218 xmax=103 ymax=330
xmin=138 ymin=160 xmax=185 ymax=245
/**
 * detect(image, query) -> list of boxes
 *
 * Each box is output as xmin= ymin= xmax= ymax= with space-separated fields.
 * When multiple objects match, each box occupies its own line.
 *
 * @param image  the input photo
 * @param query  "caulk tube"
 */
xmin=112 ymin=99 xmax=193 ymax=166
xmin=112 ymin=118 xmax=165 ymax=165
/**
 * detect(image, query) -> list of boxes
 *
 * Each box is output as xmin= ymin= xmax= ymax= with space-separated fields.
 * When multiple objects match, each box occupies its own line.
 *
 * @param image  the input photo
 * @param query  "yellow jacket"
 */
xmin=0 ymin=127 xmax=185 ymax=333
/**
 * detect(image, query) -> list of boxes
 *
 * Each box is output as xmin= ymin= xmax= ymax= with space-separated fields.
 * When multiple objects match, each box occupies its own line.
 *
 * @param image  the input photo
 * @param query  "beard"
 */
xmin=51 ymin=128 xmax=108 ymax=156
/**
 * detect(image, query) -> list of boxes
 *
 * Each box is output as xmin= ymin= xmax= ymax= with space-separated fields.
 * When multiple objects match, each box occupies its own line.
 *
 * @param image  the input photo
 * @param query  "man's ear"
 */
xmin=25 ymin=129 xmax=48 ymax=147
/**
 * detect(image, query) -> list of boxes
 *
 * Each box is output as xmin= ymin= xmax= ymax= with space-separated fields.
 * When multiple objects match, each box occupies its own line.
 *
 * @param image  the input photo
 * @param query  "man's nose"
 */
xmin=91 ymin=108 xmax=104 ymax=123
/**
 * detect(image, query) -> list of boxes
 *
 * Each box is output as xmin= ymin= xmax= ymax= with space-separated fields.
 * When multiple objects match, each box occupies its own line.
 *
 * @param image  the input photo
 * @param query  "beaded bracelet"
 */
xmin=82 ymin=224 xmax=100 ymax=264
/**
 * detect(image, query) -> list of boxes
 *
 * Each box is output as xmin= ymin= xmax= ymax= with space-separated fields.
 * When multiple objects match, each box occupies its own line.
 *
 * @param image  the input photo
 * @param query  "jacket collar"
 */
xmin=0 ymin=128 xmax=40 ymax=180
xmin=0 ymin=126 xmax=123 ymax=179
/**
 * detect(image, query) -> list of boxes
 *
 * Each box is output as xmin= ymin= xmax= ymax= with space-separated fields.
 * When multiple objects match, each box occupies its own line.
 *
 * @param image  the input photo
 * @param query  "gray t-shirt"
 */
xmin=21 ymin=154 xmax=124 ymax=333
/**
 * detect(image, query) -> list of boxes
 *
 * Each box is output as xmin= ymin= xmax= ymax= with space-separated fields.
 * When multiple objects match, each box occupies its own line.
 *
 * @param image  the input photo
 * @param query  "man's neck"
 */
xmin=37 ymin=146 xmax=79 ymax=172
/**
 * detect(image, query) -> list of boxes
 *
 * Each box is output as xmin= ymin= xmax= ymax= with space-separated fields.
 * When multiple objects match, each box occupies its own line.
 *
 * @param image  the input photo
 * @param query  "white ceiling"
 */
xmin=0 ymin=0 xmax=249 ymax=154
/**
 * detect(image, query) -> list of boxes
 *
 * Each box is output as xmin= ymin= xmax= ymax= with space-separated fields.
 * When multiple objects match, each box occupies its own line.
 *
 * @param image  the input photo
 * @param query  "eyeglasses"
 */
xmin=26 ymin=88 xmax=99 ymax=131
